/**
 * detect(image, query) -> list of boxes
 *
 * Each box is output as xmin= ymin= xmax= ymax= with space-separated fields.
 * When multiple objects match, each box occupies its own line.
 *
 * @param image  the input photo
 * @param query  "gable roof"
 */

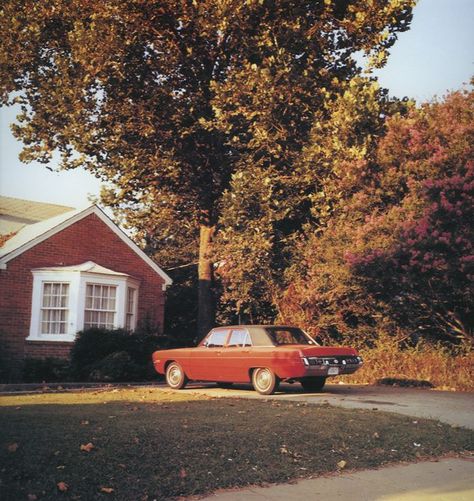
xmin=0 ymin=196 xmax=75 ymax=235
xmin=0 ymin=204 xmax=172 ymax=287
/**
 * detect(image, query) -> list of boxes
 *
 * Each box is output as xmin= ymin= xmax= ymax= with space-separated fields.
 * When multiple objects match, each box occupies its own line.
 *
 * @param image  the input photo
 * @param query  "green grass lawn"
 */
xmin=1 ymin=388 xmax=473 ymax=500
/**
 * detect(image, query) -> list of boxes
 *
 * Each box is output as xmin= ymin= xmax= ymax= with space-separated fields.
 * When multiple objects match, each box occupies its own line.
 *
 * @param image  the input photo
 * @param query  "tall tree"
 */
xmin=0 ymin=0 xmax=415 ymax=338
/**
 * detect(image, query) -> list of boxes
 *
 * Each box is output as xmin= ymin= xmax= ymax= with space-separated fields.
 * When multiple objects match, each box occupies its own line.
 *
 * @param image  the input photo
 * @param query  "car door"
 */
xmin=189 ymin=328 xmax=230 ymax=381
xmin=220 ymin=328 xmax=252 ymax=382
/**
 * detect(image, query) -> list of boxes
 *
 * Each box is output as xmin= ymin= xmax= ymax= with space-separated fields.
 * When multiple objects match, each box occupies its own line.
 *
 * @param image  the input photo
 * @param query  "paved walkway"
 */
xmin=198 ymin=457 xmax=474 ymax=501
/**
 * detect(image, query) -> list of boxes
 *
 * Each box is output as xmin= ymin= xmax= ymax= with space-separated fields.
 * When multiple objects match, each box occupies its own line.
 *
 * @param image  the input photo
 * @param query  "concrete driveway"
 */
xmin=182 ymin=382 xmax=474 ymax=430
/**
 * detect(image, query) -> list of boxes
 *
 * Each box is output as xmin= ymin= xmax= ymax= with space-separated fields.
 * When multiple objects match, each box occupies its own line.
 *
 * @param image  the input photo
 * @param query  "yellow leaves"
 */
xmin=337 ymin=460 xmax=347 ymax=469
xmin=80 ymin=442 xmax=95 ymax=452
xmin=100 ymin=487 xmax=114 ymax=494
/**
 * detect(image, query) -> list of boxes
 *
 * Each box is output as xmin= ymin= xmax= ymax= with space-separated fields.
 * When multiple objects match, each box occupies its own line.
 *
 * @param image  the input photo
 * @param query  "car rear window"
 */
xmin=265 ymin=327 xmax=313 ymax=345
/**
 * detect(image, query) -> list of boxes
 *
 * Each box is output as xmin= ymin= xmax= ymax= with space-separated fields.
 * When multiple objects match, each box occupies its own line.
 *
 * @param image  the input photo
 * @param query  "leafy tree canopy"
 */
xmin=0 ymin=0 xmax=415 ymax=335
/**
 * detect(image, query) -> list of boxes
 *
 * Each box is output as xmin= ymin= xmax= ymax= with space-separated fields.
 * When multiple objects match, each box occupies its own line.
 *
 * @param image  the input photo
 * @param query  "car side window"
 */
xmin=227 ymin=329 xmax=251 ymax=347
xmin=249 ymin=328 xmax=274 ymax=346
xmin=204 ymin=329 xmax=229 ymax=347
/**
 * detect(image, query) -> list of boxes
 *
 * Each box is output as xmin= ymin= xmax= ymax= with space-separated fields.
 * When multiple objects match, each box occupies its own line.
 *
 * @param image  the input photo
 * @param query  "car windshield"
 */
xmin=264 ymin=327 xmax=315 ymax=346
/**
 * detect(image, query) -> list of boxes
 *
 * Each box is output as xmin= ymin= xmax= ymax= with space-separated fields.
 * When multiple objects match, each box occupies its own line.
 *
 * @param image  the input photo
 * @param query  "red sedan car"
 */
xmin=153 ymin=325 xmax=363 ymax=395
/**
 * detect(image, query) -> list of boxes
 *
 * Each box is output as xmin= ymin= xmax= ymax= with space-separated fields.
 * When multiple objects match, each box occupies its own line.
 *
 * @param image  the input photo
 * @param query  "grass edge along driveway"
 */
xmin=1 ymin=387 xmax=473 ymax=500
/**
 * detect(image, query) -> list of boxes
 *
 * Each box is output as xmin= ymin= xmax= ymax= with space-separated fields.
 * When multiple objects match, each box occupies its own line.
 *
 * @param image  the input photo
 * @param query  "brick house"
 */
xmin=0 ymin=196 xmax=172 ymax=376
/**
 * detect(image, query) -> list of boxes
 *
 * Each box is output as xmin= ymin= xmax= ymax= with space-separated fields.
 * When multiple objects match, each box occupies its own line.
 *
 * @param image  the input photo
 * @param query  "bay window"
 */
xmin=28 ymin=262 xmax=139 ymax=342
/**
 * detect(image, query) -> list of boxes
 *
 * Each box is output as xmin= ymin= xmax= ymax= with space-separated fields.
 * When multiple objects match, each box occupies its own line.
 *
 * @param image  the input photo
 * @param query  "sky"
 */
xmin=0 ymin=0 xmax=473 ymax=208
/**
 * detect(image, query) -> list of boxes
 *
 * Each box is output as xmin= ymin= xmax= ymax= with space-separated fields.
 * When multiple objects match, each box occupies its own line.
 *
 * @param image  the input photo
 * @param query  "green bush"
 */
xmin=88 ymin=351 xmax=141 ymax=382
xmin=22 ymin=358 xmax=72 ymax=383
xmin=70 ymin=328 xmax=176 ymax=382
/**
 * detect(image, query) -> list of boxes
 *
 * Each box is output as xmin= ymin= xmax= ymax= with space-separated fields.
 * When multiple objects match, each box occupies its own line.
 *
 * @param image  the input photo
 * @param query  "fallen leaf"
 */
xmin=100 ymin=487 xmax=114 ymax=494
xmin=7 ymin=443 xmax=19 ymax=453
xmin=179 ymin=468 xmax=187 ymax=479
xmin=280 ymin=446 xmax=289 ymax=454
xmin=57 ymin=482 xmax=69 ymax=492
xmin=27 ymin=494 xmax=38 ymax=500
xmin=80 ymin=420 xmax=89 ymax=425
xmin=337 ymin=460 xmax=347 ymax=469
xmin=373 ymin=432 xmax=379 ymax=438
xmin=80 ymin=442 xmax=95 ymax=452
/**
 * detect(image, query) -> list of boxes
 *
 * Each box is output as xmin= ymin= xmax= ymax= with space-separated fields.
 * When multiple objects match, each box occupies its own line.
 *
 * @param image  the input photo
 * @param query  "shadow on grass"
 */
xmin=1 ymin=394 xmax=473 ymax=500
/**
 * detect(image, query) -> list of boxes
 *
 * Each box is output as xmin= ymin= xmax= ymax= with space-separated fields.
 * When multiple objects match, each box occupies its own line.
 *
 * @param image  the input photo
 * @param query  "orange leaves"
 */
xmin=57 ymin=481 xmax=69 ymax=492
xmin=80 ymin=442 xmax=95 ymax=452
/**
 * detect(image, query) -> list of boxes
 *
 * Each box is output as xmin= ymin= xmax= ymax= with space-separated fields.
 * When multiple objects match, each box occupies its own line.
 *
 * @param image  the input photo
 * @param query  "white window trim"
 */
xmin=125 ymin=286 xmax=138 ymax=331
xmin=27 ymin=268 xmax=139 ymax=342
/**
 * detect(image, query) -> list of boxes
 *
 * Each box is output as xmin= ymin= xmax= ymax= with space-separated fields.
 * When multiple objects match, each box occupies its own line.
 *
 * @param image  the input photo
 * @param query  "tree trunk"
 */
xmin=197 ymin=223 xmax=215 ymax=342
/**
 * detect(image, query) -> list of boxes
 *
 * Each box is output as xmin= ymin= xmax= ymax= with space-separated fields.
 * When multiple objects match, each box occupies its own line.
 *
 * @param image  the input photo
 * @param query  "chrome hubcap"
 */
xmin=256 ymin=369 xmax=271 ymax=390
xmin=168 ymin=366 xmax=181 ymax=385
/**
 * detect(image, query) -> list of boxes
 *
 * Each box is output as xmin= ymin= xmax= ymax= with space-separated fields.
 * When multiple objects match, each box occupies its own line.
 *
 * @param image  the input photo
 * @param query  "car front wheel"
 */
xmin=165 ymin=362 xmax=188 ymax=390
xmin=252 ymin=368 xmax=279 ymax=395
xmin=300 ymin=376 xmax=326 ymax=392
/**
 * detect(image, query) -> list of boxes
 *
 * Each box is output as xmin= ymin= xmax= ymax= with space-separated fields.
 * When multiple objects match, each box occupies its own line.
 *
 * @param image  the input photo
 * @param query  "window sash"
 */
xmin=125 ymin=288 xmax=136 ymax=330
xmin=84 ymin=284 xmax=117 ymax=329
xmin=40 ymin=282 xmax=69 ymax=335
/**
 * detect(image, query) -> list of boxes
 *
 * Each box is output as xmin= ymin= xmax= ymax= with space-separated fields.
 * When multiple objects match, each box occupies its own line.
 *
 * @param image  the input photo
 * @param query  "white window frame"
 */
xmin=28 ymin=267 xmax=139 ymax=342
xmin=125 ymin=287 xmax=138 ymax=331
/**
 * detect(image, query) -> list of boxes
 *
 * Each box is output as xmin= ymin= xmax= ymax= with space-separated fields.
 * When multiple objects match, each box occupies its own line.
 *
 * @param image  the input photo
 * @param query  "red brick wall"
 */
xmin=0 ymin=213 xmax=167 ymax=371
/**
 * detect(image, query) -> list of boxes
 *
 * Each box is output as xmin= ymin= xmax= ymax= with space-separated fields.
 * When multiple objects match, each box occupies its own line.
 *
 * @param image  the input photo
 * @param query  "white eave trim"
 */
xmin=0 ymin=205 xmax=172 ymax=286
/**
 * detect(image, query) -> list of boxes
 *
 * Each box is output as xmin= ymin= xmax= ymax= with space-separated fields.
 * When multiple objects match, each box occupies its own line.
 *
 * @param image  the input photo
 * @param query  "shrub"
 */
xmin=70 ymin=328 xmax=177 ymax=382
xmin=22 ymin=358 xmax=72 ymax=383
xmin=88 ymin=351 xmax=141 ymax=382
xmin=336 ymin=336 xmax=474 ymax=391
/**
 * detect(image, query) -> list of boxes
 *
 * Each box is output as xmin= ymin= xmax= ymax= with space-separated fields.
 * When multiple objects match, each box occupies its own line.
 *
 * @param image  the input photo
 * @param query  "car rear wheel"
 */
xmin=252 ymin=368 xmax=279 ymax=395
xmin=300 ymin=376 xmax=326 ymax=392
xmin=165 ymin=362 xmax=188 ymax=390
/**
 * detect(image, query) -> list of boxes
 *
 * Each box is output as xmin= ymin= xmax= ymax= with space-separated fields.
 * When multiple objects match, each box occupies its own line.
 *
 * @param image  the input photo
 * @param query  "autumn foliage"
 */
xmin=280 ymin=87 xmax=474 ymax=348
